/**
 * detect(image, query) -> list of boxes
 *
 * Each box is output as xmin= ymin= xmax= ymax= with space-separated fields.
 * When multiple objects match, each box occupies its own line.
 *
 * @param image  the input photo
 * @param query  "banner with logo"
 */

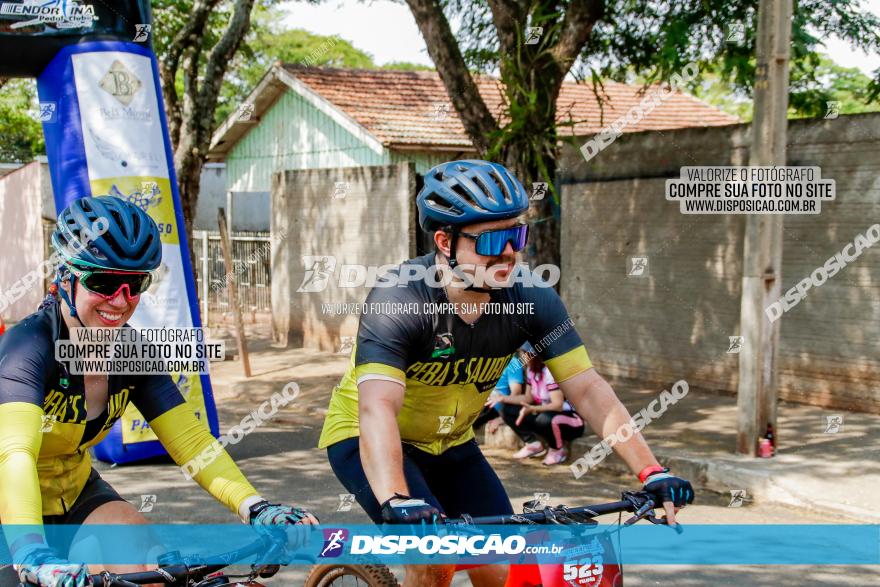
xmin=0 ymin=1 xmax=151 ymax=78
xmin=36 ymin=40 xmax=219 ymax=462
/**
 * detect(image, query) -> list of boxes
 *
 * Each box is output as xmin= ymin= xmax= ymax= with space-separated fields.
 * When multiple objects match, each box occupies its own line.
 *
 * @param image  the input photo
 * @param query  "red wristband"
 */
xmin=638 ymin=465 xmax=667 ymax=483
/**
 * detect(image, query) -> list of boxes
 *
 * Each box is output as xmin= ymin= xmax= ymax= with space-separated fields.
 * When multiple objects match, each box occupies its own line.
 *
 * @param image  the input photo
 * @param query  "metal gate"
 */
xmin=193 ymin=230 xmax=271 ymax=324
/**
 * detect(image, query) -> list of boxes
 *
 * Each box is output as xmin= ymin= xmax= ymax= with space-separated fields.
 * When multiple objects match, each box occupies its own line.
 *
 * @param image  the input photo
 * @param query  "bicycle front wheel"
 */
xmin=303 ymin=564 xmax=398 ymax=587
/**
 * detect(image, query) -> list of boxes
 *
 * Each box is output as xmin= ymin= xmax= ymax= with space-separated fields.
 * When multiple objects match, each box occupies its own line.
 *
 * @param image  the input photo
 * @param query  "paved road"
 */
xmin=94 ymin=414 xmax=878 ymax=586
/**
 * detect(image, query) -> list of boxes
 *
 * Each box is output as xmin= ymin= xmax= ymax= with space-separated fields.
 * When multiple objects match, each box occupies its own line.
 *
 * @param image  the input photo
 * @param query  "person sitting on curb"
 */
xmin=493 ymin=352 xmax=585 ymax=465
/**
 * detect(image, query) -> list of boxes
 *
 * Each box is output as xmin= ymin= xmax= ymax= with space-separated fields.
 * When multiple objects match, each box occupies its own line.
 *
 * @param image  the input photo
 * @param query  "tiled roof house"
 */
xmin=208 ymin=63 xmax=738 ymax=194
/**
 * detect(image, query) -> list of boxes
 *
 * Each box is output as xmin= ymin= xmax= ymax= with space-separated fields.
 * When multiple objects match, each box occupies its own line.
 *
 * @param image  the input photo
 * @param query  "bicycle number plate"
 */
xmin=556 ymin=534 xmax=621 ymax=587
xmin=562 ymin=554 xmax=603 ymax=585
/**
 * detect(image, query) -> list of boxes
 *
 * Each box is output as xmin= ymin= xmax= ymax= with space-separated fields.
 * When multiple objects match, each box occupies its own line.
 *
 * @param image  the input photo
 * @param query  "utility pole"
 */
xmin=736 ymin=0 xmax=793 ymax=455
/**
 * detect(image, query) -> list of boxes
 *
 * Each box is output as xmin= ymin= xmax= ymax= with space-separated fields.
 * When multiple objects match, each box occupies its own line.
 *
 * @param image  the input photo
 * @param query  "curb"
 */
xmin=589 ymin=451 xmax=880 ymax=523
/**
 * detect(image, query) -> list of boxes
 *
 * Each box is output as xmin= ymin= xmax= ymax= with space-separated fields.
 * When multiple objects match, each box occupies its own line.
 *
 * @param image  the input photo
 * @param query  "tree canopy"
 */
xmin=0 ymin=79 xmax=44 ymax=163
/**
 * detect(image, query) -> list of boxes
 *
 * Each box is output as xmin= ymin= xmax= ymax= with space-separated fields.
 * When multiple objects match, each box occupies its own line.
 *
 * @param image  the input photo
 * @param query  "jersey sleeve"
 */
xmin=131 ymin=378 xmax=259 ymax=517
xmin=353 ymin=278 xmax=426 ymax=386
xmin=507 ymin=360 xmax=525 ymax=385
xmin=0 ymin=319 xmax=52 ymax=542
xmin=518 ymin=282 xmax=593 ymax=383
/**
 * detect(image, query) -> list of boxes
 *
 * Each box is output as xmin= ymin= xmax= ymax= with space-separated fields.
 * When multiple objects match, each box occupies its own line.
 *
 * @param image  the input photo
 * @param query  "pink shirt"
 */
xmin=527 ymin=367 xmax=573 ymax=411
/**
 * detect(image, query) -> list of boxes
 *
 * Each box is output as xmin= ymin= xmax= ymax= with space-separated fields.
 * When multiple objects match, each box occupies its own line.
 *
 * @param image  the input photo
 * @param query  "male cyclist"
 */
xmin=0 ymin=196 xmax=318 ymax=587
xmin=319 ymin=160 xmax=694 ymax=587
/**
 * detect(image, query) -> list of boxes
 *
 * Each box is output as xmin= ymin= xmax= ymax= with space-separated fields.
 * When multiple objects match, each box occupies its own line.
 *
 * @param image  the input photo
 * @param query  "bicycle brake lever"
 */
xmin=542 ymin=507 xmax=565 ymax=525
xmin=622 ymin=499 xmax=655 ymax=526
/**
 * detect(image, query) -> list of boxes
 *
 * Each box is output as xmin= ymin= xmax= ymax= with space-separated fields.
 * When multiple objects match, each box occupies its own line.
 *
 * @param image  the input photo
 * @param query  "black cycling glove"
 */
xmin=643 ymin=469 xmax=695 ymax=508
xmin=380 ymin=493 xmax=441 ymax=524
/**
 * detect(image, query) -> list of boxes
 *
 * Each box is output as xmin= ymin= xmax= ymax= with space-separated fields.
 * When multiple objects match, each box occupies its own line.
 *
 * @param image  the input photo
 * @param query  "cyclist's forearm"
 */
xmin=358 ymin=388 xmax=407 ymax=503
xmin=149 ymin=404 xmax=259 ymax=517
xmin=0 ymin=403 xmax=47 ymax=551
xmin=563 ymin=371 xmax=660 ymax=475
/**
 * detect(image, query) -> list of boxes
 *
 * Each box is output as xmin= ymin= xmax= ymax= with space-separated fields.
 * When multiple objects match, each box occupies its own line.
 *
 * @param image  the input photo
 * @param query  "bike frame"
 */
xmin=445 ymin=492 xmax=665 ymax=587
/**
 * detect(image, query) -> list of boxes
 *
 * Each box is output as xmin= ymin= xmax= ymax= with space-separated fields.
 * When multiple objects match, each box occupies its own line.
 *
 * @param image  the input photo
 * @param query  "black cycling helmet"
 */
xmin=51 ymin=195 xmax=162 ymax=272
xmin=417 ymin=160 xmax=530 ymax=231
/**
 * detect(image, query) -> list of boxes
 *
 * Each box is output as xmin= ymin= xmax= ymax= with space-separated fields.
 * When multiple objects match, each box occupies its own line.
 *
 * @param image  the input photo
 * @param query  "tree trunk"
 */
xmin=519 ymin=158 xmax=560 ymax=269
xmin=175 ymin=142 xmax=203 ymax=283
xmin=406 ymin=0 xmax=604 ymax=268
xmin=498 ymin=18 xmax=566 ymax=270
xmin=161 ymin=0 xmax=257 ymax=285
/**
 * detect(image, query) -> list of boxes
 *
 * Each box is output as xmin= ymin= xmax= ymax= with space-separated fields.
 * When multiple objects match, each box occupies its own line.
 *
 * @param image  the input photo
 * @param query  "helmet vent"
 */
xmin=451 ymin=182 xmax=478 ymax=208
xmin=109 ymin=208 xmax=124 ymax=228
xmin=426 ymin=194 xmax=460 ymax=216
xmin=488 ymin=169 xmax=512 ymax=203
xmin=416 ymin=160 xmax=529 ymax=231
xmin=473 ymin=175 xmax=496 ymax=204
xmin=452 ymin=182 xmax=489 ymax=212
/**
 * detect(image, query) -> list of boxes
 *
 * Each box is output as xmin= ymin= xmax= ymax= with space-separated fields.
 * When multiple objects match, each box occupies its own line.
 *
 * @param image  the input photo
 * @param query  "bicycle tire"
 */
xmin=303 ymin=564 xmax=399 ymax=587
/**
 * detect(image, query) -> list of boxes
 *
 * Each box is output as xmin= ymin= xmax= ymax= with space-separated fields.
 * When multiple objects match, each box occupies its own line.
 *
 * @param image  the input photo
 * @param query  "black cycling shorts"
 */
xmin=327 ymin=437 xmax=514 ymax=523
xmin=0 ymin=468 xmax=127 ymax=585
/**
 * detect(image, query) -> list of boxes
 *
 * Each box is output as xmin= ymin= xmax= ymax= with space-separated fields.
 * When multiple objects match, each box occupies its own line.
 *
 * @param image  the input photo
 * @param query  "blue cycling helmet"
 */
xmin=51 ymin=195 xmax=162 ymax=271
xmin=417 ymin=160 xmax=530 ymax=231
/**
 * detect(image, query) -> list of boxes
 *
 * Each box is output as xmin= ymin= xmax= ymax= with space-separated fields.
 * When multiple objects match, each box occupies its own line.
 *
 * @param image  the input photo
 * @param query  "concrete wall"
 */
xmin=194 ymin=163 xmax=228 ymax=230
xmin=182 ymin=164 xmax=272 ymax=232
xmin=559 ymin=113 xmax=880 ymax=412
xmin=227 ymin=191 xmax=270 ymax=232
xmin=0 ymin=161 xmax=51 ymax=322
xmin=272 ymin=162 xmax=417 ymax=350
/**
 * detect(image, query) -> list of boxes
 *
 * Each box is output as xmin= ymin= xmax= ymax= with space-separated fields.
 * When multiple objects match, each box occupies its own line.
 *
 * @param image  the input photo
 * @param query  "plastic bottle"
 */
xmin=758 ymin=438 xmax=773 ymax=458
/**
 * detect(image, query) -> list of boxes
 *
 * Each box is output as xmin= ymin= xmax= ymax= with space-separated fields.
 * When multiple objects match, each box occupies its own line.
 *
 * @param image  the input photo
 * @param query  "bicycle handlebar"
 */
xmin=444 ymin=499 xmax=636 ymax=526
xmin=87 ymin=535 xmax=274 ymax=586
xmin=443 ymin=490 xmax=677 ymax=529
xmin=80 ymin=492 xmax=673 ymax=586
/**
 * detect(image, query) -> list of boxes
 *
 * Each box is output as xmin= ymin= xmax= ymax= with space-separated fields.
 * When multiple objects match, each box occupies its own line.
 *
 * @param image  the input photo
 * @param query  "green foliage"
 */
xmin=486 ymin=15 xmax=579 ymax=203
xmin=688 ymin=67 xmax=754 ymax=121
xmin=215 ymin=6 xmax=435 ymax=122
xmin=258 ymin=29 xmax=375 ymax=68
xmin=150 ymin=0 xmax=287 ymax=125
xmin=448 ymin=0 xmax=880 ymax=118
xmin=380 ymin=61 xmax=436 ymax=71
xmin=789 ymin=54 xmax=880 ymax=118
xmin=217 ymin=13 xmax=377 ymax=122
xmin=577 ymin=0 xmax=880 ymax=117
xmin=674 ymin=54 xmax=879 ymax=122
xmin=0 ymin=79 xmax=44 ymax=163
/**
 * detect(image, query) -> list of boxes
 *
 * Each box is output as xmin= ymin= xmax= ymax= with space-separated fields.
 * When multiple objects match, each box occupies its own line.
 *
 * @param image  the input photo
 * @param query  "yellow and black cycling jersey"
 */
xmin=318 ymin=253 xmax=593 ymax=455
xmin=0 ymin=301 xmax=258 ymax=528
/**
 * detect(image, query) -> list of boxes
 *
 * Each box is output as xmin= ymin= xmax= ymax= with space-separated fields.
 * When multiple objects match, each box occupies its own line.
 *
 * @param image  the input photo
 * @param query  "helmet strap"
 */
xmin=443 ymin=227 xmax=496 ymax=294
xmin=55 ymin=269 xmax=86 ymax=327
xmin=445 ymin=226 xmax=460 ymax=270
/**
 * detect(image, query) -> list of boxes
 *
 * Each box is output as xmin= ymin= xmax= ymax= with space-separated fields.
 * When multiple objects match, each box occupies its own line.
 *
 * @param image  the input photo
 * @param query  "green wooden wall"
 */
xmin=226 ymin=90 xmax=454 ymax=192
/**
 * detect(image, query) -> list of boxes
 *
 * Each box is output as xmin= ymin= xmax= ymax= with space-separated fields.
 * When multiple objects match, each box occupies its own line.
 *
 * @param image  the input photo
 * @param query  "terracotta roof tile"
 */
xmin=283 ymin=65 xmax=739 ymax=148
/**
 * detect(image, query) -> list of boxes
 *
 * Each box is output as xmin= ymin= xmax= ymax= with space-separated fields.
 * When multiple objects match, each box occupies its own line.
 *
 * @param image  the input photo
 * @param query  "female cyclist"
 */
xmin=0 ymin=196 xmax=317 ymax=587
